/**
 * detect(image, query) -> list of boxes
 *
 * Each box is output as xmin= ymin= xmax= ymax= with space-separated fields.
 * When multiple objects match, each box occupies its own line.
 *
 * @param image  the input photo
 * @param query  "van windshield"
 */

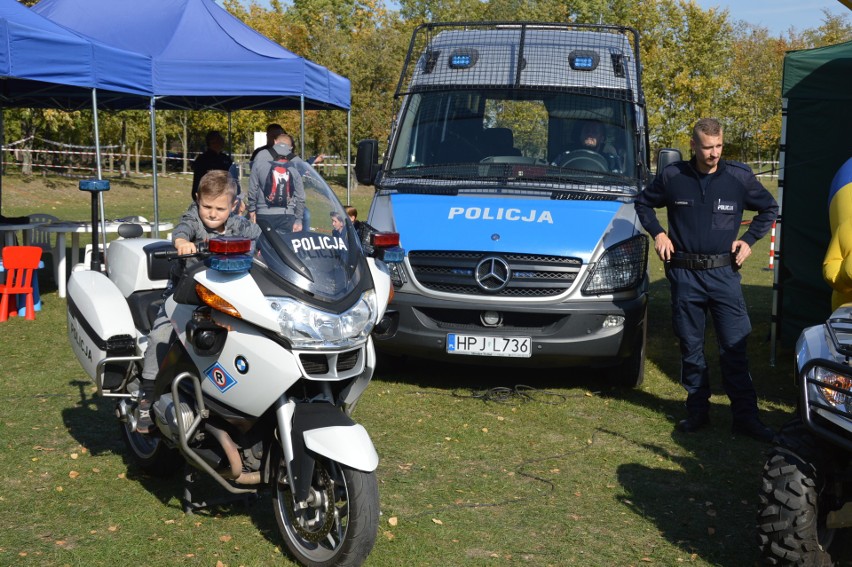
xmin=386 ymin=89 xmax=639 ymax=191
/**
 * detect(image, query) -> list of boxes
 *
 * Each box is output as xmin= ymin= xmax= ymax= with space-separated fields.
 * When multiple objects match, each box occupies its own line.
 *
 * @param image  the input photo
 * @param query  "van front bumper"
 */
xmin=372 ymin=290 xmax=647 ymax=368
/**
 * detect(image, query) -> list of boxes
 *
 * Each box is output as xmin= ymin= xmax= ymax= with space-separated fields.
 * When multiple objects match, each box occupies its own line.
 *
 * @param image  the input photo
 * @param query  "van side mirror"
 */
xmin=656 ymin=148 xmax=682 ymax=173
xmin=355 ymin=139 xmax=380 ymax=185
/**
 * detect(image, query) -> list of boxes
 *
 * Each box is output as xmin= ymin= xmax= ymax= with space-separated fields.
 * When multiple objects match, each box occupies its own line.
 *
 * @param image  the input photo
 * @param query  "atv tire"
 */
xmin=756 ymin=418 xmax=835 ymax=566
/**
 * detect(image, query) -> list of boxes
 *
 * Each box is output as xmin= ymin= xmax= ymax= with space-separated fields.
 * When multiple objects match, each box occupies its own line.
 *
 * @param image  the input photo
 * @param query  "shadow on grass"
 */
xmin=60 ymin=381 xmax=291 ymax=558
xmin=369 ymin=273 xmax=802 ymax=563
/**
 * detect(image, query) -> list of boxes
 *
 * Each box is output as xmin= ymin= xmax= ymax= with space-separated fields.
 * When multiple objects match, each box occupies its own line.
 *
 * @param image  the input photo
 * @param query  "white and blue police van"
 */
xmin=355 ymin=22 xmax=651 ymax=386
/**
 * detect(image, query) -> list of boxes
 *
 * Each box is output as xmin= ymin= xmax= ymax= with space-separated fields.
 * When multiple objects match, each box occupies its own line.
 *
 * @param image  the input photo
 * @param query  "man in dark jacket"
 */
xmin=634 ymin=117 xmax=778 ymax=442
xmin=191 ymin=130 xmax=233 ymax=202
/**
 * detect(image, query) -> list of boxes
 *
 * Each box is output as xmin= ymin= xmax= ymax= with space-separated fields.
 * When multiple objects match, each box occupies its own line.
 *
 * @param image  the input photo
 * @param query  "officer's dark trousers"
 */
xmin=667 ymin=266 xmax=759 ymax=420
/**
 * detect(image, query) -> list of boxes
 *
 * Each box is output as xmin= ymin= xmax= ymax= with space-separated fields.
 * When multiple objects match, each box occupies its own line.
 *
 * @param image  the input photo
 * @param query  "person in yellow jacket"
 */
xmin=823 ymin=157 xmax=852 ymax=309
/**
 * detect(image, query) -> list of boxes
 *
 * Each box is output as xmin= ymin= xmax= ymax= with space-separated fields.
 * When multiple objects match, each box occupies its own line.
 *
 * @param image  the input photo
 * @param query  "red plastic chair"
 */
xmin=0 ymin=246 xmax=43 ymax=321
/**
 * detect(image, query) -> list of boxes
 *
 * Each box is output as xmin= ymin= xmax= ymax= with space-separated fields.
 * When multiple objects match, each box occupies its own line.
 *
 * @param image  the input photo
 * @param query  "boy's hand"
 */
xmin=174 ymin=238 xmax=196 ymax=255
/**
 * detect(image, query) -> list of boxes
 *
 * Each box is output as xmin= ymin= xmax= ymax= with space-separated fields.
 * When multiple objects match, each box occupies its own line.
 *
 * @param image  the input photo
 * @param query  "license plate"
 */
xmin=447 ymin=334 xmax=531 ymax=358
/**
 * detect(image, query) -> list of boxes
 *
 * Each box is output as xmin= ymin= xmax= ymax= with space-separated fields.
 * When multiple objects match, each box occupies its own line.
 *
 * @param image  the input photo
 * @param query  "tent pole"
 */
xmin=300 ymin=95 xmax=305 ymax=158
xmin=92 ymin=89 xmax=108 ymax=269
xmin=347 ymin=110 xmax=351 ymax=205
xmin=150 ymin=97 xmax=161 ymax=237
xmin=770 ymin=98 xmax=788 ymax=367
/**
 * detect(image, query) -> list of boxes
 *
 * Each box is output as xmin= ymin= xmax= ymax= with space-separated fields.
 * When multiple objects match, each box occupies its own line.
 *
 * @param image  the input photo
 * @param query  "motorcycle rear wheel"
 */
xmin=757 ymin=418 xmax=835 ymax=566
xmin=120 ymin=421 xmax=182 ymax=477
xmin=273 ymin=453 xmax=378 ymax=567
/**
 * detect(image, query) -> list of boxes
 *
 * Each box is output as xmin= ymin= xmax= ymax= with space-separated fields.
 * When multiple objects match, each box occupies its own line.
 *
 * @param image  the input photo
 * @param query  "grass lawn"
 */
xmin=0 ymin=171 xmax=808 ymax=566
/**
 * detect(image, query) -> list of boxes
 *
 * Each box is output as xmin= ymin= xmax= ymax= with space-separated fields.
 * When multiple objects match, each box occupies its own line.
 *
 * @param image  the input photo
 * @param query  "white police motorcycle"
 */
xmin=65 ymin=164 xmax=400 ymax=567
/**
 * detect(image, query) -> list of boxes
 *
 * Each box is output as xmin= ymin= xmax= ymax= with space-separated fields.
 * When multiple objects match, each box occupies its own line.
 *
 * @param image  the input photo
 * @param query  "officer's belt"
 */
xmin=668 ymin=252 xmax=731 ymax=270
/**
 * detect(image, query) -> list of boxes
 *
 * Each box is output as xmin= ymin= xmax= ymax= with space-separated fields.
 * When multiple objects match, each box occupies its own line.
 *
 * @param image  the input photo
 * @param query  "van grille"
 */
xmin=408 ymin=251 xmax=582 ymax=297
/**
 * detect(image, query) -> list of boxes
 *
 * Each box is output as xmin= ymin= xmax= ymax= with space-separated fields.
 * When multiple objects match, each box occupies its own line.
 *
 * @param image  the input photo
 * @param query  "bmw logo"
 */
xmin=235 ymin=356 xmax=249 ymax=374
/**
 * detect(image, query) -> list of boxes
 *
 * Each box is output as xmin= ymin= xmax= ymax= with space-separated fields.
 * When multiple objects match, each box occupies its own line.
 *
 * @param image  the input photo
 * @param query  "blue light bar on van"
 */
xmin=569 ymin=50 xmax=599 ymax=71
xmin=449 ymin=48 xmax=479 ymax=69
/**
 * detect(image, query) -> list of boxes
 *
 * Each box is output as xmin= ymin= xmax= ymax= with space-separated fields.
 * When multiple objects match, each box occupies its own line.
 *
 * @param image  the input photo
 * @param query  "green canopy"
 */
xmin=778 ymin=40 xmax=852 ymax=344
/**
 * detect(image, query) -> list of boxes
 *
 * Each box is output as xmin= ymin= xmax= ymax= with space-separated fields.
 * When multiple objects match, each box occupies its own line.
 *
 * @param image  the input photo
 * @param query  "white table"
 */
xmin=39 ymin=220 xmax=174 ymax=298
xmin=0 ymin=221 xmax=45 ymax=247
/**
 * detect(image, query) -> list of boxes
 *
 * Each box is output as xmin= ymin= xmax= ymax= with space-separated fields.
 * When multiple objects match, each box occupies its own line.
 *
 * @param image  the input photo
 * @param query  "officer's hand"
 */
xmin=654 ymin=232 xmax=674 ymax=262
xmin=732 ymin=240 xmax=751 ymax=267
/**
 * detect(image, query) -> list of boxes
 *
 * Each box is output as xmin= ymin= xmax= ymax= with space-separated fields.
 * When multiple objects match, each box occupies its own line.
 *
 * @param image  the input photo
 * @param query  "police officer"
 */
xmin=635 ymin=118 xmax=778 ymax=442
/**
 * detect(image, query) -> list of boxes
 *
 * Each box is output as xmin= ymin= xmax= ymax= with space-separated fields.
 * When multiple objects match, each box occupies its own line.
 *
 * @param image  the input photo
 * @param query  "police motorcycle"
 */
xmin=65 ymin=165 xmax=402 ymax=567
xmin=757 ymin=306 xmax=852 ymax=565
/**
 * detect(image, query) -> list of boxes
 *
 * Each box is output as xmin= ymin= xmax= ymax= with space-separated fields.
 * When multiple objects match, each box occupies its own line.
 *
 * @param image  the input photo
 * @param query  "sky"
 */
xmin=232 ymin=0 xmax=850 ymax=37
xmin=693 ymin=0 xmax=850 ymax=36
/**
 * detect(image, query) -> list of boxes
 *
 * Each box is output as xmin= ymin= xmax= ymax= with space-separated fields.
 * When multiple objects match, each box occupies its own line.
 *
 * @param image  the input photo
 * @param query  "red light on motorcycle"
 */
xmin=371 ymin=232 xmax=399 ymax=248
xmin=196 ymin=283 xmax=242 ymax=318
xmin=209 ymin=236 xmax=252 ymax=255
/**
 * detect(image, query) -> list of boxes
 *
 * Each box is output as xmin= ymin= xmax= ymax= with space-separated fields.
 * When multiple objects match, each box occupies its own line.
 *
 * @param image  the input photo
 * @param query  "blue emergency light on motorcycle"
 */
xmin=206 ymin=237 xmax=254 ymax=273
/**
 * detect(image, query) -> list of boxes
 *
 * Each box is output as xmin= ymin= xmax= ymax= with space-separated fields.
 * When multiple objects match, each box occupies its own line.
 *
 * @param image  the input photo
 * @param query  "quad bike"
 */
xmin=65 ymin=165 xmax=402 ymax=567
xmin=757 ymin=306 xmax=852 ymax=565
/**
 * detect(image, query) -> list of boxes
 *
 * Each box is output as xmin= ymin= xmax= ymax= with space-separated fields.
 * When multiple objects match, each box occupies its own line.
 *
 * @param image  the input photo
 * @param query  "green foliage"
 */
xmin=5 ymin=0 xmax=850 ymax=170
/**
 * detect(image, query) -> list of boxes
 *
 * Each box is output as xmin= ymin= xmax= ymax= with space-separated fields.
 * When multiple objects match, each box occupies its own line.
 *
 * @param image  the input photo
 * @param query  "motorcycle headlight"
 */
xmin=582 ymin=234 xmax=648 ymax=295
xmin=812 ymin=365 xmax=852 ymax=411
xmin=267 ymin=289 xmax=378 ymax=349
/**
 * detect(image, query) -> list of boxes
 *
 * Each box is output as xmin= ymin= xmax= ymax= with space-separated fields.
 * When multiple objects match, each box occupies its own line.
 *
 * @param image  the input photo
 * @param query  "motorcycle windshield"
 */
xmin=254 ymin=159 xmax=365 ymax=302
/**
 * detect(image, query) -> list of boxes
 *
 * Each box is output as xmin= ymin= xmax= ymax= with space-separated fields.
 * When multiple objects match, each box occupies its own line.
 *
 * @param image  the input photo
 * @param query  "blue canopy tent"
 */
xmin=33 ymin=0 xmax=349 ymax=112
xmin=0 ymin=0 xmax=151 ymax=224
xmin=33 ymin=0 xmax=354 ymax=228
xmin=0 ymin=0 xmax=151 ymax=110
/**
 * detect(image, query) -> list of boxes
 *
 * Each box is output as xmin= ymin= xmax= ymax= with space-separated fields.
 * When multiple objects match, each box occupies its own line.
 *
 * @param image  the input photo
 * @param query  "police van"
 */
xmin=355 ymin=22 xmax=651 ymax=386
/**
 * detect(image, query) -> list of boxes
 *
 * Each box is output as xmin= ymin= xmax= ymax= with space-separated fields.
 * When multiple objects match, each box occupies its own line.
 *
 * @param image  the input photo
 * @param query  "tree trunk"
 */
xmin=161 ymin=138 xmax=167 ymax=176
xmin=134 ymin=139 xmax=141 ymax=175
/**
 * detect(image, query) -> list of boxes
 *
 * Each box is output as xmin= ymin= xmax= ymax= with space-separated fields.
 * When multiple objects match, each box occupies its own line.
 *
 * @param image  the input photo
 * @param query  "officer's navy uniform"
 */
xmin=635 ymin=158 xmax=778 ymax=423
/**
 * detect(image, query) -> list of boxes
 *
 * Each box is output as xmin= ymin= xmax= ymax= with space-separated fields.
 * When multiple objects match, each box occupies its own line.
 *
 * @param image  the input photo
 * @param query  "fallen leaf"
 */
xmin=388 ymin=517 xmax=398 ymax=527
xmin=383 ymin=530 xmax=395 ymax=540
xmin=108 ymin=526 xmax=118 ymax=532
xmin=117 ymin=473 xmax=126 ymax=479
xmin=216 ymin=561 xmax=225 ymax=567
xmin=164 ymin=520 xmax=176 ymax=525
xmin=70 ymin=453 xmax=79 ymax=460
xmin=641 ymin=557 xmax=652 ymax=562
xmin=69 ymin=471 xmax=80 ymax=479
xmin=481 ymin=428 xmax=488 ymax=433
xmin=220 ymin=535 xmax=233 ymax=543
xmin=55 ymin=486 xmax=63 ymax=492
xmin=432 ymin=518 xmax=443 ymax=525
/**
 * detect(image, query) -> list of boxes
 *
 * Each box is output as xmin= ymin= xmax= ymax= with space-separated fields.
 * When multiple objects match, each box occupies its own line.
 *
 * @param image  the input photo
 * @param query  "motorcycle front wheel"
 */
xmin=272 ymin=453 xmax=379 ymax=567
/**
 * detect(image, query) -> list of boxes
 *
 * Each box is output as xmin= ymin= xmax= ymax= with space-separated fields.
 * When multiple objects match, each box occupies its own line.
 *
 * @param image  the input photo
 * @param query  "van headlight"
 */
xmin=267 ymin=290 xmax=377 ymax=348
xmin=810 ymin=365 xmax=852 ymax=411
xmin=582 ymin=235 xmax=648 ymax=295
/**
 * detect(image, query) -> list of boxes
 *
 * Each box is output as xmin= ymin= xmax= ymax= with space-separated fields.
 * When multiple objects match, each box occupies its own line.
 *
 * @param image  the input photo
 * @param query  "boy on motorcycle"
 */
xmin=137 ymin=170 xmax=261 ymax=433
